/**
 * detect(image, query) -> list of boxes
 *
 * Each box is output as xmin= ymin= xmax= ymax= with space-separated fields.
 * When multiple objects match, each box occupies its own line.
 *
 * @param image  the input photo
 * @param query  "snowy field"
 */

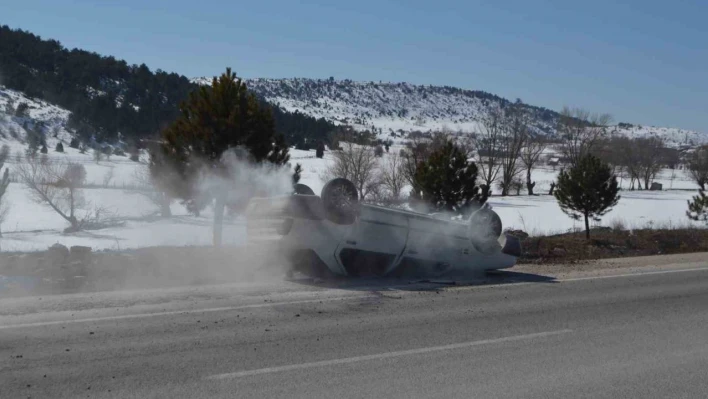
xmin=0 ymin=142 xmax=704 ymax=252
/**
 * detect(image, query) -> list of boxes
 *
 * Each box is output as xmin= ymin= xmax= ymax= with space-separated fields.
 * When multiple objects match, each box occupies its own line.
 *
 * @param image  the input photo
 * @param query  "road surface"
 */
xmin=2 ymin=254 xmax=708 ymax=398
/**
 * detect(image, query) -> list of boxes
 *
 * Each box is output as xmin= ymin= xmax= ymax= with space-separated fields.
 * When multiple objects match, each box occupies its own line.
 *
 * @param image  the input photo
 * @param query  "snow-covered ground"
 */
xmin=191 ymin=77 xmax=708 ymax=146
xmin=1 ymin=84 xmax=705 ymax=252
xmin=0 ymin=144 xmax=704 ymax=252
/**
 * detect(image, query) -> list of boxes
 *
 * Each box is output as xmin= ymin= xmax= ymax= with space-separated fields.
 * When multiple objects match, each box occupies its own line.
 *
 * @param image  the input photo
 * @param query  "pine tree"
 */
xmin=686 ymin=190 xmax=708 ymax=223
xmin=55 ymin=142 xmax=64 ymax=153
xmin=554 ymin=154 xmax=620 ymax=239
xmin=413 ymin=140 xmax=483 ymax=214
xmin=292 ymin=163 xmax=302 ymax=186
xmin=316 ymin=142 xmax=325 ymax=158
xmin=154 ymin=68 xmax=290 ymax=246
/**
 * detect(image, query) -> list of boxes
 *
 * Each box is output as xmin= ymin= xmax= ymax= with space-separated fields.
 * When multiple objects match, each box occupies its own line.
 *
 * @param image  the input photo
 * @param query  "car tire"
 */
xmin=321 ymin=178 xmax=359 ymax=225
xmin=468 ymin=206 xmax=503 ymax=247
xmin=294 ymin=183 xmax=315 ymax=195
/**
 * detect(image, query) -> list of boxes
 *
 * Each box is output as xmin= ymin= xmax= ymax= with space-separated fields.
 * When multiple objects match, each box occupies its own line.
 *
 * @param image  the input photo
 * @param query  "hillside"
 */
xmin=193 ymin=77 xmax=708 ymax=147
xmin=0 ymin=25 xmax=336 ymax=147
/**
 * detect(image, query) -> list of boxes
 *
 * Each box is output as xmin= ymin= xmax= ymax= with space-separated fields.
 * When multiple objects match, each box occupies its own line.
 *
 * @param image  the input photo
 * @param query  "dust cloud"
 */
xmin=0 ymin=148 xmax=300 ymax=297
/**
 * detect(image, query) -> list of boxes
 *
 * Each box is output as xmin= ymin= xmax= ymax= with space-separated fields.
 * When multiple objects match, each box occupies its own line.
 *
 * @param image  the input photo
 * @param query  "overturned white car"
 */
xmin=245 ymin=178 xmax=521 ymax=278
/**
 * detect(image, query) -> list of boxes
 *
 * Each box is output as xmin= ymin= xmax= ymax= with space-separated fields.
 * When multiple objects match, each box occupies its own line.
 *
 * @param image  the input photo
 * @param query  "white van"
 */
xmin=245 ymin=178 xmax=521 ymax=278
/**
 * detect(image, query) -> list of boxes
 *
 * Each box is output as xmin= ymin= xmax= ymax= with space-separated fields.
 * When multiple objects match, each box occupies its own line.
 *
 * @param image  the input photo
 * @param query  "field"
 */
xmin=0 ymin=135 xmax=704 ymax=253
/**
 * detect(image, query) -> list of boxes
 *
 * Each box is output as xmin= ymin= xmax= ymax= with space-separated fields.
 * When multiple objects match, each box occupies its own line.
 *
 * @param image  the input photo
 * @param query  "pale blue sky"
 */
xmin=3 ymin=0 xmax=707 ymax=131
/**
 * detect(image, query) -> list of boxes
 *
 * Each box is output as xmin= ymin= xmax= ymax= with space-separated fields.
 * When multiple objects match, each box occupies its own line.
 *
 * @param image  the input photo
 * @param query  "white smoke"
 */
xmin=193 ymin=147 xmax=294 ymax=209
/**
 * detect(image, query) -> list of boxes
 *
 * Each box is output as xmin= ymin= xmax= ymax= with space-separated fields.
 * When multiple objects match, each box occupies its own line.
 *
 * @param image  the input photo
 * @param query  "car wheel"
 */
xmin=321 ymin=178 xmax=359 ymax=225
xmin=468 ymin=207 xmax=503 ymax=251
xmin=294 ymin=183 xmax=315 ymax=195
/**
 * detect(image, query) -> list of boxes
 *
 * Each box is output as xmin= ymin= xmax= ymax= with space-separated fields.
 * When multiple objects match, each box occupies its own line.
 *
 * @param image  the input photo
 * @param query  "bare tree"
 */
xmin=557 ymin=107 xmax=612 ymax=167
xmin=498 ymin=106 xmax=527 ymax=196
xmin=379 ymin=152 xmax=407 ymax=202
xmin=133 ymin=164 xmax=172 ymax=217
xmin=93 ymin=148 xmax=103 ymax=164
xmin=322 ymin=142 xmax=380 ymax=201
xmin=15 ymin=156 xmax=90 ymax=232
xmin=520 ymin=133 xmax=547 ymax=195
xmin=688 ymin=146 xmax=708 ymax=190
xmin=102 ymin=167 xmax=115 ymax=188
xmin=636 ymin=137 xmax=665 ymax=189
xmin=474 ymin=107 xmax=504 ymax=197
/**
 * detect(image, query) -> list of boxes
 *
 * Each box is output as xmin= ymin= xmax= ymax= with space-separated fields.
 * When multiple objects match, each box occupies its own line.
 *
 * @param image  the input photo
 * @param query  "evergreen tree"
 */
xmin=316 ymin=141 xmax=325 ymax=158
xmin=55 ymin=142 xmax=64 ymax=152
xmin=69 ymin=138 xmax=80 ymax=149
xmin=15 ymin=102 xmax=29 ymax=118
xmin=554 ymin=154 xmax=620 ymax=239
xmin=687 ymin=190 xmax=708 ymax=224
xmin=413 ymin=140 xmax=483 ymax=214
xmin=154 ymin=68 xmax=290 ymax=246
xmin=40 ymin=144 xmax=48 ymax=154
xmin=292 ymin=163 xmax=302 ymax=186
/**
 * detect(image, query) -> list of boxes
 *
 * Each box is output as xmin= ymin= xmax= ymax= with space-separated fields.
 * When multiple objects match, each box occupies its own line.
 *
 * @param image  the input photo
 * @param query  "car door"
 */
xmin=395 ymin=215 xmax=470 ymax=275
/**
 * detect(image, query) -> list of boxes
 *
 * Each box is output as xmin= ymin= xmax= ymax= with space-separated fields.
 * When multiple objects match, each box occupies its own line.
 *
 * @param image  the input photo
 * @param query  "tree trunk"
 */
xmin=481 ymin=184 xmax=490 ymax=199
xmin=526 ymin=169 xmax=534 ymax=195
xmin=213 ymin=191 xmax=226 ymax=247
xmin=584 ymin=213 xmax=590 ymax=240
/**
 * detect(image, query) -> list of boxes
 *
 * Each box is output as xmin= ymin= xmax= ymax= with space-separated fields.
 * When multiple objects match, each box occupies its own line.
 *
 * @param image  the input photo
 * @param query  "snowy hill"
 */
xmin=193 ymin=77 xmax=708 ymax=146
xmin=0 ymin=85 xmax=73 ymax=145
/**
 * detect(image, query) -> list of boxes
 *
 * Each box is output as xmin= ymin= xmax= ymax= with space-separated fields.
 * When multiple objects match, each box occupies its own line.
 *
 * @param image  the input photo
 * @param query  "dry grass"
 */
xmin=517 ymin=227 xmax=708 ymax=264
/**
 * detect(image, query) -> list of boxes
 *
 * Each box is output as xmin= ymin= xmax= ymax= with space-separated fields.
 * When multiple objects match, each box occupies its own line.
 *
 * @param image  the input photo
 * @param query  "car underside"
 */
xmin=245 ymin=178 xmax=521 ymax=278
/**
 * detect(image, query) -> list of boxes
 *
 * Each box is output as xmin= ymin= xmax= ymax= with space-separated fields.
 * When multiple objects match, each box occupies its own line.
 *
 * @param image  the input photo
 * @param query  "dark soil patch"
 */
xmin=518 ymin=228 xmax=708 ymax=264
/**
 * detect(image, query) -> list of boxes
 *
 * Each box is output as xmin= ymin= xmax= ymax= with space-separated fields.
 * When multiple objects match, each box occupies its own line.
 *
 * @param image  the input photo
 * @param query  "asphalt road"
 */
xmin=2 ymin=261 xmax=708 ymax=398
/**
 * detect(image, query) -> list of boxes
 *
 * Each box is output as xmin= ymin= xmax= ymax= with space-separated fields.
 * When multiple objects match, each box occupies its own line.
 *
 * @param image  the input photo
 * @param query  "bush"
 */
xmin=374 ymin=145 xmax=384 ymax=157
xmin=55 ymin=142 xmax=64 ymax=153
xmin=69 ymin=138 xmax=80 ymax=149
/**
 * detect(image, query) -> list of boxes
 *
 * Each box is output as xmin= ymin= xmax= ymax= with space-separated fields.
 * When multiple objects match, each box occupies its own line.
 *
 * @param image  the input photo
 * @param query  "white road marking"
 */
xmin=206 ymin=329 xmax=573 ymax=380
xmin=4 ymin=266 xmax=706 ymax=330
xmin=558 ymin=266 xmax=708 ymax=282
xmin=449 ymin=266 xmax=708 ymax=292
xmin=0 ymin=295 xmax=374 ymax=330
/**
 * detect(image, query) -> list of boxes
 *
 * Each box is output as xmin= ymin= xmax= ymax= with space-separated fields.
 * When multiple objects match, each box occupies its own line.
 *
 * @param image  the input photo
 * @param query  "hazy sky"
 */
xmin=3 ymin=0 xmax=707 ymax=131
